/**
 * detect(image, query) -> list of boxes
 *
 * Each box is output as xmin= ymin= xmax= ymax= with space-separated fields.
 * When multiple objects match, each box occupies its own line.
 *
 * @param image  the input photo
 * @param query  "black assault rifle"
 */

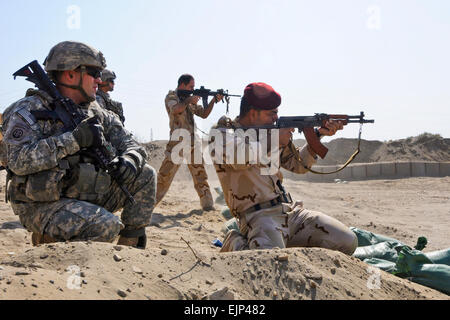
xmin=177 ymin=86 xmax=241 ymax=113
xmin=13 ymin=60 xmax=135 ymax=204
xmin=246 ymin=112 xmax=374 ymax=159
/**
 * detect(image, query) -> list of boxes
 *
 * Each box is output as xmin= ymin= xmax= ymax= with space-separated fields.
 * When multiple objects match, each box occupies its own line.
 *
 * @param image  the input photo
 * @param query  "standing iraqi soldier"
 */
xmin=96 ymin=69 xmax=126 ymax=124
xmin=211 ymin=82 xmax=358 ymax=254
xmin=156 ymin=74 xmax=222 ymax=211
xmin=1 ymin=41 xmax=156 ymax=248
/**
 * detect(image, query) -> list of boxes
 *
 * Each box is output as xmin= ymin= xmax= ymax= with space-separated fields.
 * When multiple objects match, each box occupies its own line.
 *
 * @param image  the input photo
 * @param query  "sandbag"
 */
xmin=353 ymin=241 xmax=403 ymax=262
xmin=221 ymin=217 xmax=239 ymax=235
xmin=425 ymin=248 xmax=450 ymax=265
xmin=350 ymin=227 xmax=402 ymax=247
xmin=363 ymin=258 xmax=397 ymax=273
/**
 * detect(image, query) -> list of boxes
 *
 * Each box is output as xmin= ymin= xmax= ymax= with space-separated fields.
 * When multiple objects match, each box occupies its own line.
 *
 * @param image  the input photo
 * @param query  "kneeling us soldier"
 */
xmin=1 ymin=41 xmax=156 ymax=248
xmin=210 ymin=83 xmax=358 ymax=255
xmin=96 ymin=69 xmax=126 ymax=124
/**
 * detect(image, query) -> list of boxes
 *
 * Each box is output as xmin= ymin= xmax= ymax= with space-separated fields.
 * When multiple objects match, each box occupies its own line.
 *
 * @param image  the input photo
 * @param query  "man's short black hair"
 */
xmin=239 ymin=96 xmax=255 ymax=118
xmin=178 ymin=74 xmax=194 ymax=86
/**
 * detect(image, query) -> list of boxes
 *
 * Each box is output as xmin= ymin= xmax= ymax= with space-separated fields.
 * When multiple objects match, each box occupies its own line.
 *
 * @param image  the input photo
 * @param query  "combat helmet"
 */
xmin=101 ymin=69 xmax=116 ymax=83
xmin=44 ymin=41 xmax=106 ymax=72
xmin=43 ymin=41 xmax=107 ymax=102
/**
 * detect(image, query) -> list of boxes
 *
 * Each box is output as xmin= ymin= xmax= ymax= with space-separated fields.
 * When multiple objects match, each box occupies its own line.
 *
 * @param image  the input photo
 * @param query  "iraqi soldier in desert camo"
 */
xmin=1 ymin=41 xmax=156 ymax=249
xmin=155 ymin=74 xmax=223 ymax=211
xmin=96 ymin=69 xmax=126 ymax=124
xmin=210 ymin=82 xmax=358 ymax=254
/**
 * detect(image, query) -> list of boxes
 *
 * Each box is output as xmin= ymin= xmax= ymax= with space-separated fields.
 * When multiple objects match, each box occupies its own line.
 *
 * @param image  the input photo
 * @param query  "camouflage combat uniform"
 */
xmin=2 ymin=89 xmax=156 ymax=242
xmin=211 ymin=117 xmax=358 ymax=255
xmin=96 ymin=90 xmax=125 ymax=124
xmin=156 ymin=90 xmax=214 ymax=209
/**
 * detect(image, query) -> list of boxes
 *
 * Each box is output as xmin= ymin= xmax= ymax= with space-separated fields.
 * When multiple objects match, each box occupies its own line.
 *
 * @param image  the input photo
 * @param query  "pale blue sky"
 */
xmin=1 ymin=0 xmax=449 ymax=142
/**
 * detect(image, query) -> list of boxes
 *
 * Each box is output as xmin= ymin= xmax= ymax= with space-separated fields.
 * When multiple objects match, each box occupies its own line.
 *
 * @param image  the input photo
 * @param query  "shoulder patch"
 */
xmin=4 ymin=122 xmax=33 ymax=145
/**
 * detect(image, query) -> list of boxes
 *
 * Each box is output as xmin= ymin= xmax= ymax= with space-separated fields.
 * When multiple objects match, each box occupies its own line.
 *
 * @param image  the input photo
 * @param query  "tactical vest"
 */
xmin=5 ymin=90 xmax=112 ymax=204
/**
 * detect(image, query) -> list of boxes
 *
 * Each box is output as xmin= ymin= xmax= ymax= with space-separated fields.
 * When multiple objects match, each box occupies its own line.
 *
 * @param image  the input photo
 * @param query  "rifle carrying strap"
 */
xmin=303 ymin=123 xmax=363 ymax=175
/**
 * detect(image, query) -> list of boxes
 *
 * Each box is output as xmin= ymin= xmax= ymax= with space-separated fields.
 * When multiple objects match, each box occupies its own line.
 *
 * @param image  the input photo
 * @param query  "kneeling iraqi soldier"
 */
xmin=2 ymin=41 xmax=156 ymax=248
xmin=211 ymin=83 xmax=358 ymax=254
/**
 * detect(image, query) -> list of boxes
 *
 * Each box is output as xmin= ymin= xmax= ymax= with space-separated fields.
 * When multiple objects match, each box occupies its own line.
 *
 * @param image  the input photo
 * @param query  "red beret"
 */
xmin=244 ymin=82 xmax=281 ymax=110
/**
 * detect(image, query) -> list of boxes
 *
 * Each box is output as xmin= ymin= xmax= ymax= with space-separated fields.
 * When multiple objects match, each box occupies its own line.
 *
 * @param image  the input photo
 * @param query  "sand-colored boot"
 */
xmin=220 ymin=229 xmax=249 ymax=253
xmin=200 ymin=192 xmax=215 ymax=211
xmin=117 ymin=228 xmax=147 ymax=249
xmin=31 ymin=233 xmax=58 ymax=246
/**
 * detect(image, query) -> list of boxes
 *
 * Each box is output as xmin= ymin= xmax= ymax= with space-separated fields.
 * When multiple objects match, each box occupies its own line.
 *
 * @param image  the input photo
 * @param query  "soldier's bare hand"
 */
xmin=186 ymin=95 xmax=201 ymax=105
xmin=214 ymin=94 xmax=224 ymax=103
xmin=318 ymin=120 xmax=344 ymax=136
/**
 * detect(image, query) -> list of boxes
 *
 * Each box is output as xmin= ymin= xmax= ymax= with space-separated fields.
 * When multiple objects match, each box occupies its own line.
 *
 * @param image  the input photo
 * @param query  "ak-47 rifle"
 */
xmin=177 ymin=86 xmax=241 ymax=113
xmin=13 ymin=60 xmax=135 ymax=204
xmin=247 ymin=112 xmax=375 ymax=174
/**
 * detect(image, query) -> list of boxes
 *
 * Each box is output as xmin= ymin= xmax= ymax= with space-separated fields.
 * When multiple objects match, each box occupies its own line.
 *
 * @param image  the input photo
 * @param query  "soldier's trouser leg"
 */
xmin=43 ymin=200 xmax=123 ymax=242
xmin=187 ymin=163 xmax=213 ymax=209
xmin=286 ymin=204 xmax=358 ymax=255
xmin=12 ymin=199 xmax=123 ymax=242
xmin=100 ymin=164 xmax=157 ymax=231
xmin=120 ymin=165 xmax=156 ymax=230
xmin=156 ymin=143 xmax=181 ymax=205
xmin=238 ymin=202 xmax=357 ymax=255
xmin=239 ymin=205 xmax=289 ymax=250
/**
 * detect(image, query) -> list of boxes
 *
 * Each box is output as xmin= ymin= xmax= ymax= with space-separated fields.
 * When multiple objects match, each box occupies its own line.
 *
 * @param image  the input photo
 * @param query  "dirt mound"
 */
xmin=1 ymin=171 xmax=449 ymax=299
xmin=0 ymin=242 xmax=446 ymax=300
xmin=294 ymin=133 xmax=449 ymax=165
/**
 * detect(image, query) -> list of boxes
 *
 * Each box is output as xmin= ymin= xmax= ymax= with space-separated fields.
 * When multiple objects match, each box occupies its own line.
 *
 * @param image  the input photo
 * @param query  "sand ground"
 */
xmin=0 ymin=170 xmax=448 ymax=300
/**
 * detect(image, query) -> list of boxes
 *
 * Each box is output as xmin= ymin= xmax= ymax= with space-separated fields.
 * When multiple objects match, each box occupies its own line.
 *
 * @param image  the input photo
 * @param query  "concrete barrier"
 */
xmin=396 ymin=162 xmax=411 ymax=178
xmin=381 ymin=162 xmax=396 ymax=177
xmin=411 ymin=162 xmax=426 ymax=177
xmin=337 ymin=166 xmax=352 ymax=180
xmin=425 ymin=162 xmax=440 ymax=177
xmin=440 ymin=162 xmax=450 ymax=176
xmin=352 ymin=164 xmax=367 ymax=179
xmin=367 ymin=163 xmax=381 ymax=178
xmin=294 ymin=161 xmax=450 ymax=182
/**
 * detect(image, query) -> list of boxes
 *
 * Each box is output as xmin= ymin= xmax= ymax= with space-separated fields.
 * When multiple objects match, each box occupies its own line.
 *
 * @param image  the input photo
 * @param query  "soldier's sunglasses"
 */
xmin=79 ymin=66 xmax=102 ymax=79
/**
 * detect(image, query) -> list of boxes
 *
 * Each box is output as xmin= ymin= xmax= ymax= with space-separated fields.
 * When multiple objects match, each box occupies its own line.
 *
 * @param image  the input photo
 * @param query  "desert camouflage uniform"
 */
xmin=211 ymin=117 xmax=358 ymax=255
xmin=156 ymin=90 xmax=213 ymax=209
xmin=96 ymin=90 xmax=125 ymax=124
xmin=2 ymin=89 xmax=156 ymax=242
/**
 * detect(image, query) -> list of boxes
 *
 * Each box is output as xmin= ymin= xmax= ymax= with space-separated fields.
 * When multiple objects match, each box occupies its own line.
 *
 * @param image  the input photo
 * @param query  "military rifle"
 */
xmin=13 ymin=60 xmax=136 ymax=204
xmin=177 ymin=86 xmax=241 ymax=113
xmin=244 ymin=112 xmax=374 ymax=174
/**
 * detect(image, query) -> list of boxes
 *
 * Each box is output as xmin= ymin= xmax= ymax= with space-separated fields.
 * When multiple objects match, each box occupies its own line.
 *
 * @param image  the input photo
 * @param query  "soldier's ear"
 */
xmin=60 ymin=70 xmax=75 ymax=83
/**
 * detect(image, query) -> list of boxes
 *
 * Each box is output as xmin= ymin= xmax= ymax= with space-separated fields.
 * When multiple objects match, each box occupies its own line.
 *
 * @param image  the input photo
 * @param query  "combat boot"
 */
xmin=220 ymin=229 xmax=249 ymax=252
xmin=31 ymin=233 xmax=57 ymax=246
xmin=117 ymin=228 xmax=147 ymax=249
xmin=200 ymin=192 xmax=215 ymax=211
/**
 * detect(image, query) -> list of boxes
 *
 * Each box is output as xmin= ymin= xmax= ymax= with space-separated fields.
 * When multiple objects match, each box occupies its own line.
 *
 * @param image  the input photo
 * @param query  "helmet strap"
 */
xmin=56 ymin=66 xmax=95 ymax=103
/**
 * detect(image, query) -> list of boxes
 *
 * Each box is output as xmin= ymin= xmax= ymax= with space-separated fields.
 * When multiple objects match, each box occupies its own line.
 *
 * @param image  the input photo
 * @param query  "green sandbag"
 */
xmin=425 ymin=248 xmax=450 ymax=265
xmin=353 ymin=241 xmax=403 ymax=262
xmin=363 ymin=258 xmax=397 ymax=273
xmin=395 ymin=246 xmax=433 ymax=274
xmin=221 ymin=217 xmax=239 ymax=235
xmin=221 ymin=208 xmax=233 ymax=220
xmin=409 ymin=264 xmax=450 ymax=295
xmin=350 ymin=227 xmax=401 ymax=247
xmin=394 ymin=246 xmax=450 ymax=294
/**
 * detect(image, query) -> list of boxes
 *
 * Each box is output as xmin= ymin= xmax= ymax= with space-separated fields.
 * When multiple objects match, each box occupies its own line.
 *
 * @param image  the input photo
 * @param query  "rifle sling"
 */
xmin=303 ymin=123 xmax=363 ymax=175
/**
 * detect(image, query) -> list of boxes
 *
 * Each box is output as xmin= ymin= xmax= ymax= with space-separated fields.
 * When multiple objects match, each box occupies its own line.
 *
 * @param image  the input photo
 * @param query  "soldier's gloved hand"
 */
xmin=109 ymin=155 xmax=139 ymax=185
xmin=72 ymin=116 xmax=105 ymax=148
